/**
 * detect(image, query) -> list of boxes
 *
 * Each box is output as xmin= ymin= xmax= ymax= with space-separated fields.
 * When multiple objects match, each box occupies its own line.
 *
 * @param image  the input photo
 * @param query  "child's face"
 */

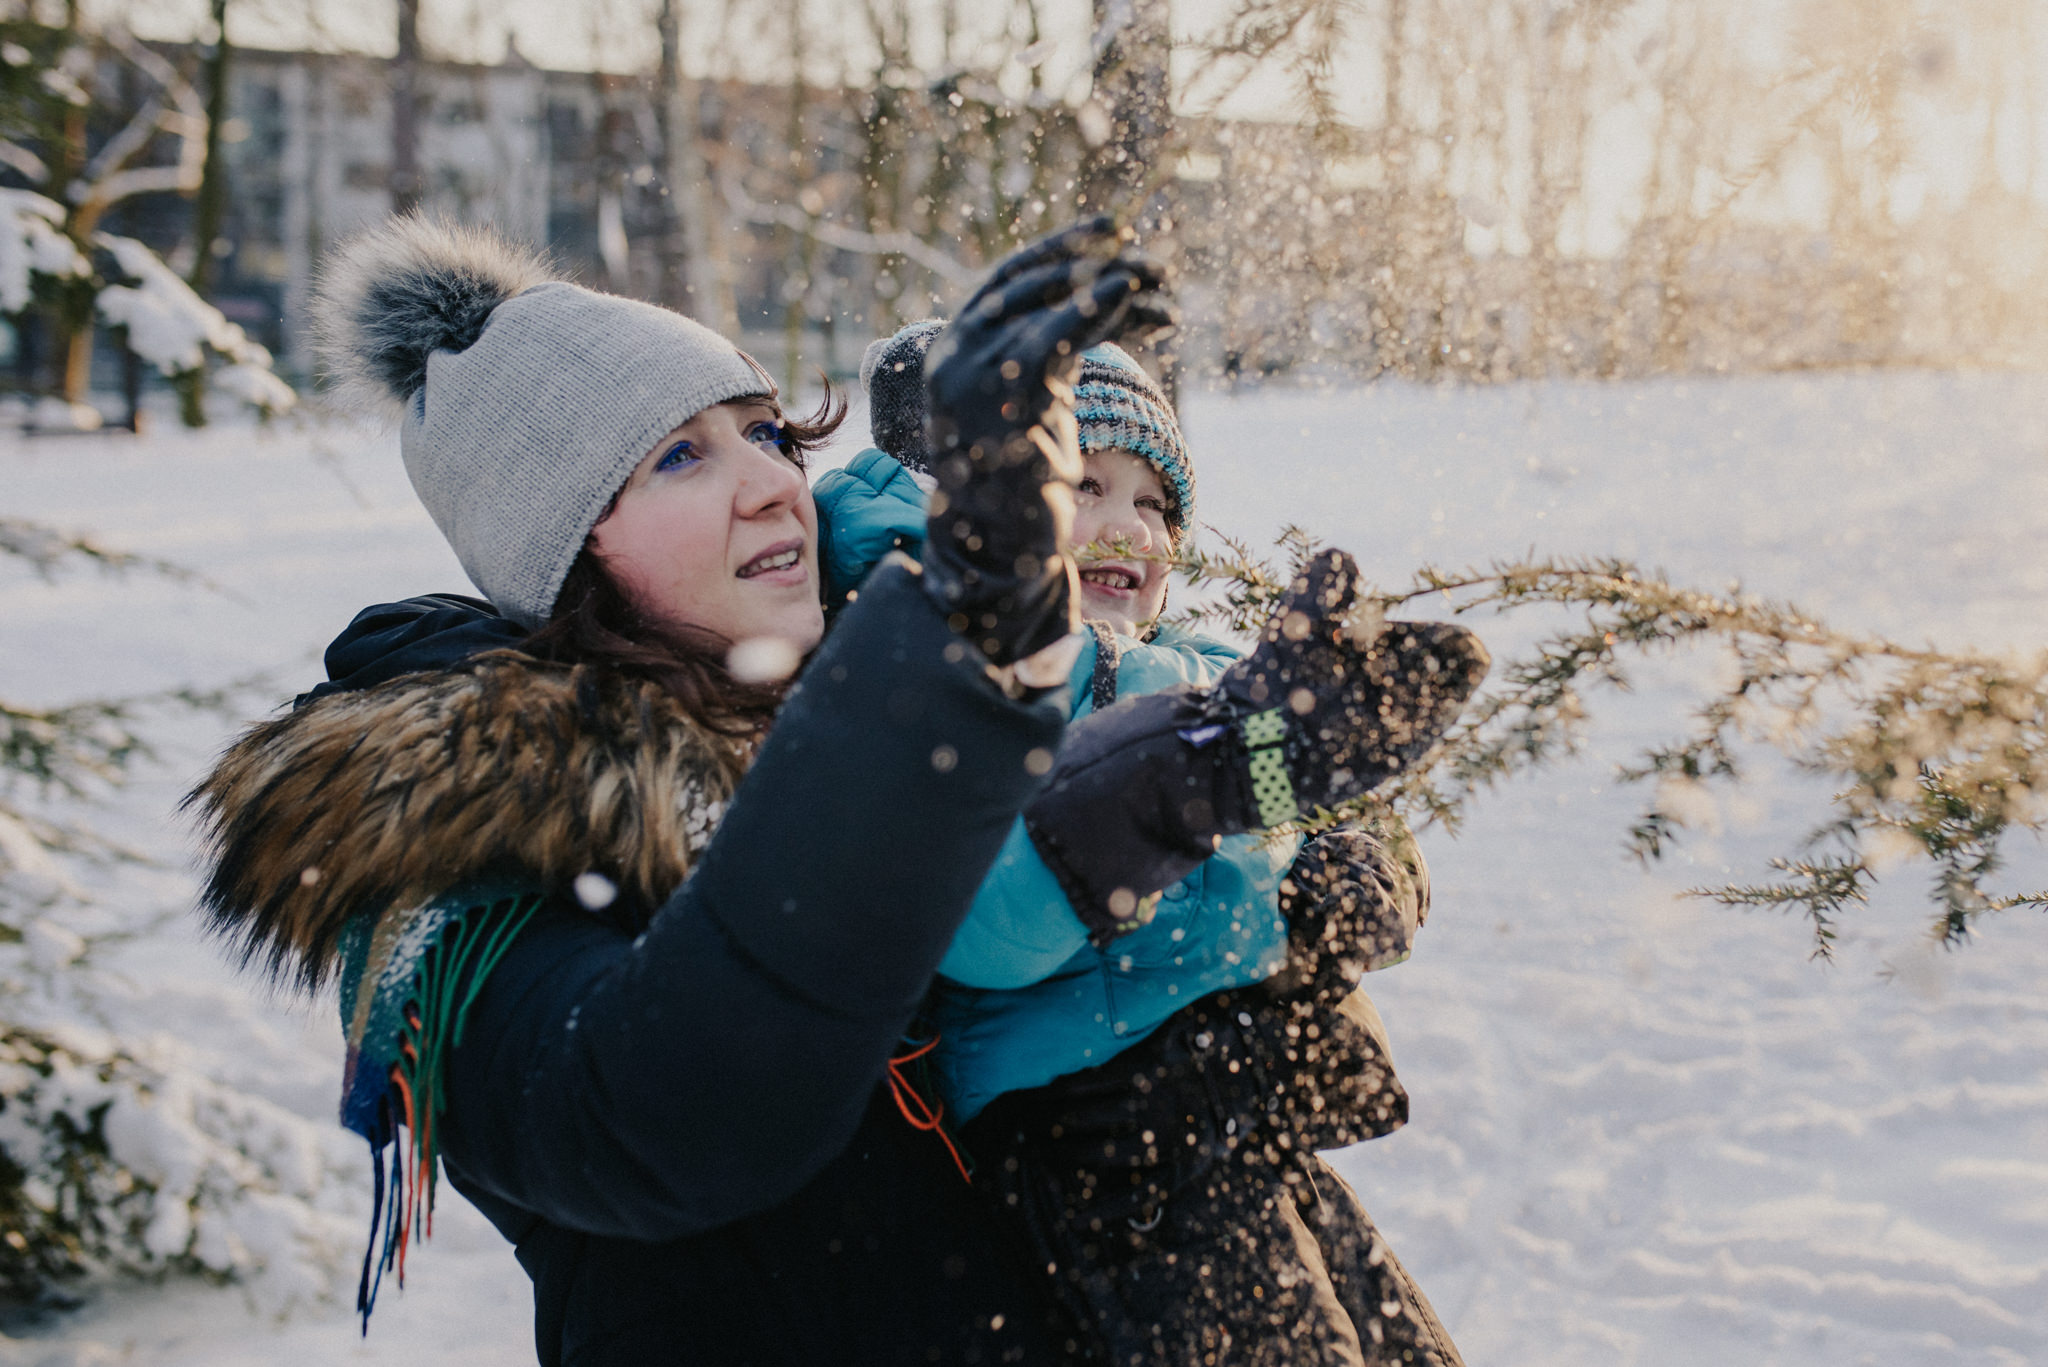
xmin=1072 ymin=448 xmax=1173 ymax=636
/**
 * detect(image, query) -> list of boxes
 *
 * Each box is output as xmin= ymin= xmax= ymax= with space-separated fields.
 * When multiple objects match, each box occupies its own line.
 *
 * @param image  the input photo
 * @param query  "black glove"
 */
xmin=1211 ymin=549 xmax=1488 ymax=828
xmin=1273 ymin=824 xmax=1430 ymax=1000
xmin=922 ymin=218 xmax=1176 ymax=665
xmin=1024 ymin=550 xmax=1486 ymax=938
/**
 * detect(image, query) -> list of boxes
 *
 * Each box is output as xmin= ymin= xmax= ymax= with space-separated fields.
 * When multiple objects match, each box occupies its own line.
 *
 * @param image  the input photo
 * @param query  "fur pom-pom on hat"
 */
xmin=312 ymin=214 xmax=558 ymax=413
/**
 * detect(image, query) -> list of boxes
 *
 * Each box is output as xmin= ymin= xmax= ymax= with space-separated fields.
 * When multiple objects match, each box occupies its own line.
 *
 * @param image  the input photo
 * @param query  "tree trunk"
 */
xmin=1084 ymin=0 xmax=1171 ymax=218
xmin=689 ymin=86 xmax=739 ymax=338
xmin=781 ymin=0 xmax=813 ymax=390
xmin=119 ymin=331 xmax=143 ymax=432
xmin=1087 ymin=0 xmax=1177 ymax=399
xmin=187 ymin=0 xmax=232 ymax=298
xmin=652 ymin=0 xmax=693 ymax=313
xmin=52 ymin=3 xmax=92 ymax=403
xmin=173 ymin=0 xmax=233 ymax=426
xmin=391 ymin=0 xmax=423 ymax=214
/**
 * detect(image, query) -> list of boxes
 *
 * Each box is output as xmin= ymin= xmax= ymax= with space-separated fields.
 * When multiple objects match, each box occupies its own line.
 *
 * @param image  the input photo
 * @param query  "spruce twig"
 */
xmin=1166 ymin=533 xmax=2048 ymax=954
xmin=0 ymin=516 xmax=200 ymax=585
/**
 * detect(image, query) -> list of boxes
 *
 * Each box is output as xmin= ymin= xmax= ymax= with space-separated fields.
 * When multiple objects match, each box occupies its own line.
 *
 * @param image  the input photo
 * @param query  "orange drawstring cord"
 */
xmin=888 ymin=1036 xmax=971 ymax=1185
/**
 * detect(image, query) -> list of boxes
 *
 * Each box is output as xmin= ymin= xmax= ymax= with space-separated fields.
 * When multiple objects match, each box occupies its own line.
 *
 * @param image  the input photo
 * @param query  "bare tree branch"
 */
xmin=720 ymin=173 xmax=983 ymax=289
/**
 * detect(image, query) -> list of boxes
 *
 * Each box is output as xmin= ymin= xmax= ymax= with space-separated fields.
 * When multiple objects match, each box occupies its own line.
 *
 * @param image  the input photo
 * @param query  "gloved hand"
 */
xmin=1024 ymin=551 xmax=1486 ymax=939
xmin=1272 ymin=823 xmax=1430 ymax=1000
xmin=1209 ymin=549 xmax=1488 ymax=828
xmin=922 ymin=217 xmax=1176 ymax=665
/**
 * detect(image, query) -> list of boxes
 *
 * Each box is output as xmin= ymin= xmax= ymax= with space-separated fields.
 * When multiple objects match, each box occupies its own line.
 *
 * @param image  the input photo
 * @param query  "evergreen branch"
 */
xmin=1 ymin=674 xmax=269 ymax=905
xmin=0 ymin=695 xmax=155 ymax=798
xmin=0 ymin=516 xmax=200 ymax=585
xmin=1167 ymin=534 xmax=2048 ymax=950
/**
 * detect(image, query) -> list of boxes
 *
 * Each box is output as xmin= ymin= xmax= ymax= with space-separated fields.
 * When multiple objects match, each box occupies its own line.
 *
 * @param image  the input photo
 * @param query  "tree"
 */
xmin=650 ymin=0 xmax=734 ymax=334
xmin=184 ymin=0 xmax=231 ymax=301
xmin=1 ymin=25 xmax=293 ymax=426
xmin=0 ymin=523 xmax=350 ymax=1305
xmin=0 ymin=20 xmax=206 ymax=406
xmin=1085 ymin=0 xmax=1178 ymax=396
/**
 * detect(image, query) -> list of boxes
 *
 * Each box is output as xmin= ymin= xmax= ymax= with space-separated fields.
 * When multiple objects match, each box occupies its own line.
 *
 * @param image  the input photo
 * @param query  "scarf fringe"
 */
xmin=355 ymin=894 xmax=540 ymax=1332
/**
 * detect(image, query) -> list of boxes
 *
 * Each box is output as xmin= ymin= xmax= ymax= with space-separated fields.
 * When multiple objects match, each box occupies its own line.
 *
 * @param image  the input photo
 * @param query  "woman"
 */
xmin=189 ymin=214 xmax=1168 ymax=1364
xmin=191 ymin=214 xmax=1464 ymax=1365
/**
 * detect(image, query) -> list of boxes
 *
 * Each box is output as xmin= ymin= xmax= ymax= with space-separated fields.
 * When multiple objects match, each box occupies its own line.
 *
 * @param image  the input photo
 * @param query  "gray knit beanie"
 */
xmin=313 ymin=215 xmax=769 ymax=627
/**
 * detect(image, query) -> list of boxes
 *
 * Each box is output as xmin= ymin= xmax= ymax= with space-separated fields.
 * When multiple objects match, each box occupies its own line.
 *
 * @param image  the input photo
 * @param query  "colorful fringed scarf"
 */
xmin=334 ymin=883 xmax=542 ymax=1330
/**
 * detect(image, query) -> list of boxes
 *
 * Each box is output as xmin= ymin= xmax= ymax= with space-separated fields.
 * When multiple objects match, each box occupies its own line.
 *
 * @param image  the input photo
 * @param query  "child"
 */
xmin=814 ymin=324 xmax=1467 ymax=1366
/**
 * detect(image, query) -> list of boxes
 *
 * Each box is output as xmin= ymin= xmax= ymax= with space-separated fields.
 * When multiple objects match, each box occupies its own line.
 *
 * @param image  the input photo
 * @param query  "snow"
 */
xmin=0 ymin=205 xmax=295 ymax=418
xmin=4 ymin=372 xmax=2047 ymax=1364
xmin=93 ymin=238 xmax=295 ymax=415
xmin=0 ymin=192 xmax=88 ymax=316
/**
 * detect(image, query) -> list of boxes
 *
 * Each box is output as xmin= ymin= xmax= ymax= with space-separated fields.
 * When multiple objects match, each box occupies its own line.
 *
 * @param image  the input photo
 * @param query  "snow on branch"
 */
xmin=94 ymin=235 xmax=296 ymax=415
xmin=1170 ymin=534 xmax=2048 ymax=953
xmin=0 ymin=140 xmax=51 ymax=184
xmin=0 ymin=522 xmax=235 ymax=907
xmin=0 ymin=1022 xmax=361 ymax=1306
xmin=0 ymin=190 xmax=90 ymax=314
xmin=0 ymin=516 xmax=196 ymax=583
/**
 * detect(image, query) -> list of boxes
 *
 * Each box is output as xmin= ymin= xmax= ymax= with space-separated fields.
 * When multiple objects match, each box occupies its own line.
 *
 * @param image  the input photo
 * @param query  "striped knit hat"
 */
xmin=858 ymin=326 xmax=1194 ymax=542
xmin=1074 ymin=343 xmax=1194 ymax=545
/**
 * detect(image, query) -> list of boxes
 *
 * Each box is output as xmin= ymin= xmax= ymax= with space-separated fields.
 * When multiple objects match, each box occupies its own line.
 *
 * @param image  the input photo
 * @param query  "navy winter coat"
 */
xmin=205 ymin=563 xmax=1085 ymax=1365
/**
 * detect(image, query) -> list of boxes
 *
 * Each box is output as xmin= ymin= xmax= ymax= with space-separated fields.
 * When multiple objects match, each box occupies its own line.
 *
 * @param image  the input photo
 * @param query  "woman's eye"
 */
xmin=748 ymin=421 xmax=786 ymax=450
xmin=1138 ymin=496 xmax=1168 ymax=513
xmin=1078 ymin=477 xmax=1103 ymax=497
xmin=655 ymin=441 xmax=699 ymax=472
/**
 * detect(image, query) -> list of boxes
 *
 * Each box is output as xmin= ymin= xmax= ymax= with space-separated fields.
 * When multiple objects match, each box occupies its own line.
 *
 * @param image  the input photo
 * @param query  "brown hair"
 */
xmin=523 ymin=382 xmax=848 ymax=763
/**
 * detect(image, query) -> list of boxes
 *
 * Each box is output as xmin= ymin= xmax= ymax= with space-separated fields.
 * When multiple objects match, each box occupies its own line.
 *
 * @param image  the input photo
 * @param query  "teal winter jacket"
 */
xmin=814 ymin=450 xmax=1297 ymax=1121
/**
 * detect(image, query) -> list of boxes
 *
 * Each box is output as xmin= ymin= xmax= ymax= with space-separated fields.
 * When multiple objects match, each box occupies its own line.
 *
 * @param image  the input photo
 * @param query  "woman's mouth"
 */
xmin=1079 ymin=565 xmax=1143 ymax=596
xmin=737 ymin=540 xmax=807 ymax=581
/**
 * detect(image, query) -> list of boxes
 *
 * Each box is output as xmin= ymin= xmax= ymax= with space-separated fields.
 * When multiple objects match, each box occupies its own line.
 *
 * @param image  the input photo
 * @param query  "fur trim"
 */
xmin=185 ymin=653 xmax=743 ymax=990
xmin=312 ymin=215 xmax=559 ymax=413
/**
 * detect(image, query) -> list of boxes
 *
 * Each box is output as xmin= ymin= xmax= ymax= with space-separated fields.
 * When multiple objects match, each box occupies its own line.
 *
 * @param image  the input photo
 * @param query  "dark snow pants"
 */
xmin=966 ymin=983 xmax=1465 ymax=1367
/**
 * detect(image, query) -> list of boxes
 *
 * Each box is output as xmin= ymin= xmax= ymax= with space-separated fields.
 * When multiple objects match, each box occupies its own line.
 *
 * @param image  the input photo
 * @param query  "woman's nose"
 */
xmin=734 ymin=441 xmax=805 ymax=515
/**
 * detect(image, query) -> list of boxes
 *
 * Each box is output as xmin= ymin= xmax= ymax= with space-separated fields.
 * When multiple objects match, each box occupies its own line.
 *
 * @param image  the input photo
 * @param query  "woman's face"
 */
xmin=591 ymin=398 xmax=825 ymax=657
xmin=1072 ymin=448 xmax=1173 ymax=636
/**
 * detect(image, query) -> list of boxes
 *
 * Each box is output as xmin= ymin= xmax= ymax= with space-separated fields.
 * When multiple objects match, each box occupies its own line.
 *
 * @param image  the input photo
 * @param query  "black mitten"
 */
xmin=922 ymin=218 xmax=1176 ymax=665
xmin=1024 ymin=552 xmax=1485 ymax=938
xmin=1273 ymin=824 xmax=1430 ymax=999
xmin=1210 ymin=549 xmax=1488 ymax=828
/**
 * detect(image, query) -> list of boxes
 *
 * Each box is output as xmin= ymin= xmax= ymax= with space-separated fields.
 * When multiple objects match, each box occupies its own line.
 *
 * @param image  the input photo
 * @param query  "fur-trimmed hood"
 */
xmin=187 ymin=652 xmax=745 ymax=990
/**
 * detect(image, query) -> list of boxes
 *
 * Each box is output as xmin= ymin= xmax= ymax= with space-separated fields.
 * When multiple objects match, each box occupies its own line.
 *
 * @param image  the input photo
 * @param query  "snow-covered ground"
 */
xmin=4 ymin=370 xmax=2046 ymax=1365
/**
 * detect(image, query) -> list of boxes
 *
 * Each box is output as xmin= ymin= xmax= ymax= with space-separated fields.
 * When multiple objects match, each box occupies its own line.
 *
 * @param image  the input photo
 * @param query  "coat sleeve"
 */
xmin=813 ymin=449 xmax=932 ymax=612
xmin=935 ymin=631 xmax=1250 ymax=991
xmin=437 ymin=558 xmax=1065 ymax=1241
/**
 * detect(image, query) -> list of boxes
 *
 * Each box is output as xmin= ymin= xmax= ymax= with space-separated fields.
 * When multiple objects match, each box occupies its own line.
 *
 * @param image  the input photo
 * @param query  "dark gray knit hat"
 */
xmin=314 ymin=216 xmax=769 ymax=627
xmin=858 ymin=318 xmax=945 ymax=472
